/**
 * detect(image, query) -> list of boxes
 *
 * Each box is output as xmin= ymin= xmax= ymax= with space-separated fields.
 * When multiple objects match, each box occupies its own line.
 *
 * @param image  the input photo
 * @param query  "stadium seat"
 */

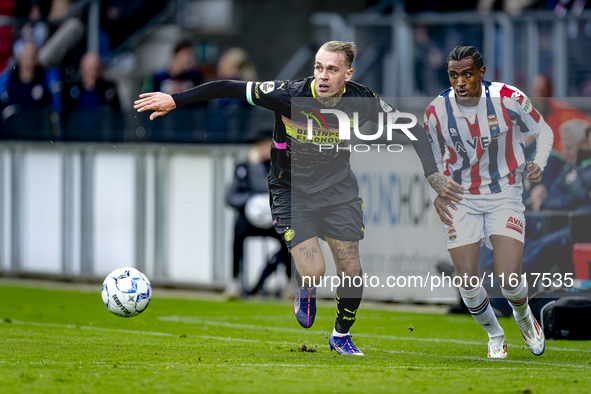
xmin=573 ymin=244 xmax=591 ymax=280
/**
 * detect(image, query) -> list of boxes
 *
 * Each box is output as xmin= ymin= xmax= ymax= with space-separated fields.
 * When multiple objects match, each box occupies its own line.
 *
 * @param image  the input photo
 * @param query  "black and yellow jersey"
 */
xmin=244 ymin=77 xmax=393 ymax=193
xmin=171 ymin=77 xmax=436 ymax=194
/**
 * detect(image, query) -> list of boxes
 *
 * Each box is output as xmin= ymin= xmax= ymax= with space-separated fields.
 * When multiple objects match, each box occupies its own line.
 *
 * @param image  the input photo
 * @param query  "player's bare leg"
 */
xmin=325 ymin=237 xmax=364 ymax=356
xmin=290 ymin=237 xmax=325 ymax=329
xmin=449 ymin=242 xmax=506 ymax=358
xmin=491 ymin=235 xmax=545 ymax=356
xmin=291 ymin=237 xmax=326 ymax=287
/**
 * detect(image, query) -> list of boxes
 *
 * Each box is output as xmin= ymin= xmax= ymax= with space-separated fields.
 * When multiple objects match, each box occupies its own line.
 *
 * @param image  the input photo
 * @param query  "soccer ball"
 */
xmin=101 ymin=267 xmax=152 ymax=317
xmin=245 ymin=193 xmax=273 ymax=229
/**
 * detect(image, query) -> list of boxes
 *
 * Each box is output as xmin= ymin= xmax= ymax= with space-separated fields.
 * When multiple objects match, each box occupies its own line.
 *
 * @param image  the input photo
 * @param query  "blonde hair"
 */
xmin=318 ymin=41 xmax=356 ymax=68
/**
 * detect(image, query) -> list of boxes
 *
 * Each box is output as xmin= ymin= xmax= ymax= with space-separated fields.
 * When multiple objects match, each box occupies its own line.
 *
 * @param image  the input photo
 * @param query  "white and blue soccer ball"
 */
xmin=101 ymin=267 xmax=152 ymax=317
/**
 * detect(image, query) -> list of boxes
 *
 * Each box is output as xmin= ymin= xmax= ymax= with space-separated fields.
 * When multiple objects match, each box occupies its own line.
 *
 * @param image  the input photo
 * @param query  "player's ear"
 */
xmin=479 ymin=66 xmax=486 ymax=79
xmin=345 ymin=68 xmax=353 ymax=82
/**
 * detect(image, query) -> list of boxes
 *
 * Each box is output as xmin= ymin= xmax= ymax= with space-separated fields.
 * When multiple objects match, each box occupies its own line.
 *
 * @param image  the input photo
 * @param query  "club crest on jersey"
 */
xmin=488 ymin=114 xmax=499 ymax=131
xmin=506 ymin=216 xmax=524 ymax=234
xmin=448 ymin=226 xmax=457 ymax=242
xmin=260 ymin=81 xmax=275 ymax=94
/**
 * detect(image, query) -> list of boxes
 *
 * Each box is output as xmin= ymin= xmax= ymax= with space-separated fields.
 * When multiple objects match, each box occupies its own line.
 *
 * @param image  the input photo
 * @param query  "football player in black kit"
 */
xmin=135 ymin=41 xmax=463 ymax=356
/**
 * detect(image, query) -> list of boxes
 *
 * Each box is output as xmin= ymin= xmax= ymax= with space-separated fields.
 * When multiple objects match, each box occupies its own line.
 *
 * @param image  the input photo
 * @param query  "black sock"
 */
xmin=334 ymin=270 xmax=364 ymax=334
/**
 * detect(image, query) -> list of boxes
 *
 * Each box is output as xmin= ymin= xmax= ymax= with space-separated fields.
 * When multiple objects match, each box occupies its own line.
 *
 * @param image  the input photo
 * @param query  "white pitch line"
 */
xmin=157 ymin=316 xmax=591 ymax=353
xmin=238 ymin=363 xmax=552 ymax=371
xmin=1 ymin=319 xmax=175 ymax=337
xmin=3 ymin=319 xmax=590 ymax=369
xmin=0 ymin=359 xmax=540 ymax=371
xmin=365 ymin=347 xmax=591 ymax=369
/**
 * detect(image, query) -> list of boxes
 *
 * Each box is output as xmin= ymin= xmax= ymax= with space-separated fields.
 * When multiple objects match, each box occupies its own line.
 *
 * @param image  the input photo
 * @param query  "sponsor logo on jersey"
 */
xmin=488 ymin=114 xmax=499 ymax=130
xmin=506 ymin=216 xmax=524 ymax=234
xmin=380 ymin=99 xmax=393 ymax=112
xmin=260 ymin=81 xmax=275 ymax=94
xmin=254 ymin=82 xmax=261 ymax=99
xmin=448 ymin=226 xmax=457 ymax=241
xmin=521 ymin=97 xmax=532 ymax=114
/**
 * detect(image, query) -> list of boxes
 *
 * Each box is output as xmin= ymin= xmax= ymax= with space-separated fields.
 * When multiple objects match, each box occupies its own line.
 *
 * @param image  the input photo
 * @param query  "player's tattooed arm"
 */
xmin=427 ymin=172 xmax=464 ymax=203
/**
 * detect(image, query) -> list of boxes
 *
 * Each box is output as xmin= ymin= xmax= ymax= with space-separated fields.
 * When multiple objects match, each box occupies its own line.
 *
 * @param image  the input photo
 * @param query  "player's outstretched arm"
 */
xmin=135 ymin=80 xmax=250 ymax=120
xmin=134 ymin=92 xmax=176 ymax=120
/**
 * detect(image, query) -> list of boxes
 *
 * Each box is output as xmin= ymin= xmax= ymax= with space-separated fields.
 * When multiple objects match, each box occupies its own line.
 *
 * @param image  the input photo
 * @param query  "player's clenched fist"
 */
xmin=526 ymin=162 xmax=543 ymax=185
xmin=433 ymin=195 xmax=456 ymax=226
xmin=134 ymin=92 xmax=176 ymax=120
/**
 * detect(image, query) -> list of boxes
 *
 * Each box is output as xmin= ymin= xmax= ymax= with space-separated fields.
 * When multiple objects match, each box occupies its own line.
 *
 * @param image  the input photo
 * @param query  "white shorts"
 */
xmin=442 ymin=184 xmax=525 ymax=251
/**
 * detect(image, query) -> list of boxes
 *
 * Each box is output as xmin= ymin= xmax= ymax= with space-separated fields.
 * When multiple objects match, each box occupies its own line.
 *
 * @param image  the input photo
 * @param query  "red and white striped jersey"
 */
xmin=424 ymin=81 xmax=548 ymax=196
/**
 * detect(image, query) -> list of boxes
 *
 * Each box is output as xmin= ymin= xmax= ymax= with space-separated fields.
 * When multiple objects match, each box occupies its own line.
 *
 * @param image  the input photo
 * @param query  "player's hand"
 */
xmin=427 ymin=172 xmax=464 ymax=203
xmin=526 ymin=184 xmax=547 ymax=212
xmin=526 ymin=162 xmax=542 ymax=185
xmin=134 ymin=92 xmax=176 ymax=120
xmin=434 ymin=195 xmax=456 ymax=226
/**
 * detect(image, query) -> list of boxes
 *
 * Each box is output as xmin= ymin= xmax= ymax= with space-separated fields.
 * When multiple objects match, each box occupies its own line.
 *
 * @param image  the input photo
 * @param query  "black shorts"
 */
xmin=268 ymin=172 xmax=365 ymax=251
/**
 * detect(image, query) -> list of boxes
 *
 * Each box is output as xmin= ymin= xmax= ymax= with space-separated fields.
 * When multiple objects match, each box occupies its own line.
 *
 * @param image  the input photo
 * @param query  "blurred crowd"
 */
xmin=0 ymin=0 xmax=264 ymax=143
xmin=1 ymin=0 xmax=591 ymax=145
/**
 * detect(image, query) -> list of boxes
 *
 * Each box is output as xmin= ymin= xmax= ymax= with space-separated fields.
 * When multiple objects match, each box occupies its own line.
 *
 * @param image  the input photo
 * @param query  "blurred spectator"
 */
xmin=413 ymin=24 xmax=446 ymax=95
xmin=542 ymin=124 xmax=591 ymax=210
xmin=0 ymin=0 xmax=14 ymax=72
xmin=101 ymin=0 xmax=167 ymax=51
xmin=406 ymin=0 xmax=478 ymax=12
xmin=560 ymin=118 xmax=590 ymax=164
xmin=224 ymin=130 xmax=291 ymax=299
xmin=47 ymin=0 xmax=70 ymax=27
xmin=143 ymin=40 xmax=203 ymax=95
xmin=205 ymin=47 xmax=259 ymax=142
xmin=525 ymin=148 xmax=565 ymax=211
xmin=530 ymin=74 xmax=590 ymax=151
xmin=0 ymin=41 xmax=61 ymax=139
xmin=477 ymin=0 xmax=538 ymax=15
xmin=62 ymin=52 xmax=121 ymax=141
xmin=527 ymin=119 xmax=590 ymax=211
xmin=14 ymin=1 xmax=51 ymax=22
xmin=142 ymin=40 xmax=206 ymax=142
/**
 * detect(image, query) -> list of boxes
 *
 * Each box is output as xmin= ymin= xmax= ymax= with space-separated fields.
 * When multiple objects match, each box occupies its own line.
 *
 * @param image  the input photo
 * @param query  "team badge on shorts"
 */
xmin=284 ymin=229 xmax=295 ymax=242
xmin=448 ymin=226 xmax=457 ymax=242
xmin=488 ymin=114 xmax=499 ymax=131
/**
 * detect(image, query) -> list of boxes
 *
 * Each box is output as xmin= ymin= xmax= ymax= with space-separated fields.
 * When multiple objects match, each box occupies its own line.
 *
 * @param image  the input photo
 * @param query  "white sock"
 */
xmin=332 ymin=328 xmax=349 ymax=337
xmin=459 ymin=286 xmax=504 ymax=338
xmin=501 ymin=279 xmax=529 ymax=321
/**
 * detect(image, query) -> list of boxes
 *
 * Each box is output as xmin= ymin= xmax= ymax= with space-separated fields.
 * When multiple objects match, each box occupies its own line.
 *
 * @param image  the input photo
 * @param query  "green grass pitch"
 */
xmin=0 ymin=280 xmax=590 ymax=393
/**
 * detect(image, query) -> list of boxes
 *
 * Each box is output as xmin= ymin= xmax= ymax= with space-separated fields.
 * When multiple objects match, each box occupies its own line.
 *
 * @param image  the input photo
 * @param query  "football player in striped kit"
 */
xmin=424 ymin=46 xmax=553 ymax=358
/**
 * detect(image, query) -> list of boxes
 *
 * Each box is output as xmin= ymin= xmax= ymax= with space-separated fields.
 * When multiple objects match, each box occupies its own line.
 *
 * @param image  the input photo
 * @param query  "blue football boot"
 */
xmin=293 ymin=286 xmax=316 ymax=328
xmin=329 ymin=334 xmax=364 ymax=356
